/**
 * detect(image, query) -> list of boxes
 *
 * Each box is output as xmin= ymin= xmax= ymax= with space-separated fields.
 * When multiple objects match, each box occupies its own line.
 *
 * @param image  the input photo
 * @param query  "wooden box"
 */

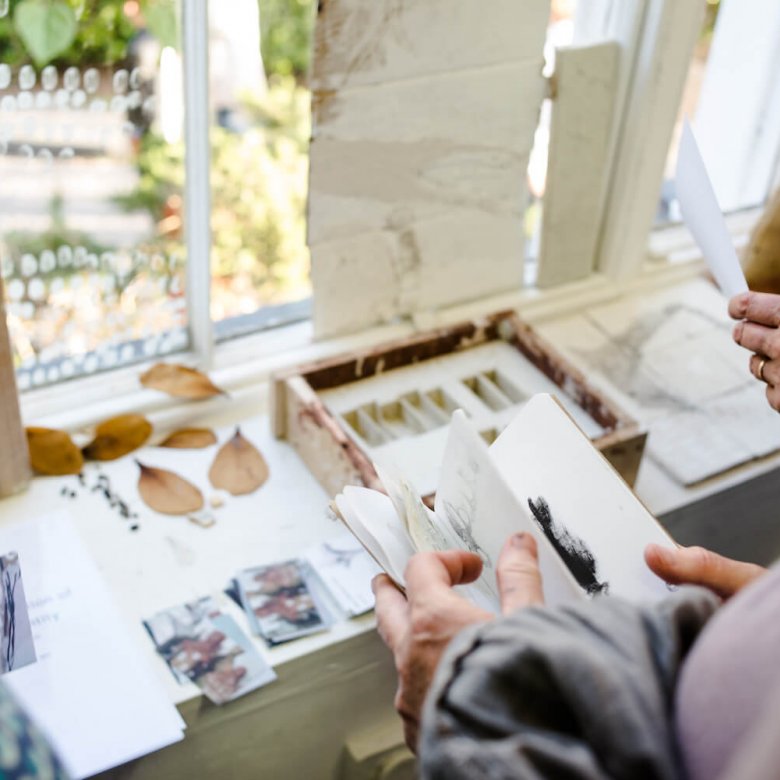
xmin=271 ymin=310 xmax=647 ymax=500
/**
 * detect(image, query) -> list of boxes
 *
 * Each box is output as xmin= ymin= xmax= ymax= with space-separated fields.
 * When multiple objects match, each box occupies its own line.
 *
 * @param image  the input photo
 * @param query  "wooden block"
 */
xmin=407 ymin=211 xmax=526 ymax=310
xmin=307 ymin=140 xmax=528 ymax=245
xmin=312 ymin=0 xmax=550 ymax=91
xmin=537 ymin=42 xmax=620 ymax=288
xmin=0 ymin=278 xmax=30 ymax=498
xmin=308 ymin=0 xmax=550 ymax=337
xmin=310 ymin=230 xmax=401 ymax=337
xmin=313 ymin=64 xmax=545 ymax=148
xmin=310 ymin=209 xmax=526 ymax=335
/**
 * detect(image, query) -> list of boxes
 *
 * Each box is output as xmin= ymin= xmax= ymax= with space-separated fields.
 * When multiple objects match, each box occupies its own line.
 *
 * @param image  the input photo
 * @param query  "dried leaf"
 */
xmin=83 ymin=414 xmax=153 ymax=461
xmin=136 ymin=461 xmax=204 ymax=515
xmin=140 ymin=363 xmax=225 ymax=399
xmin=26 ymin=427 xmax=84 ymax=475
xmin=208 ymin=428 xmax=269 ymax=495
xmin=158 ymin=428 xmax=217 ymax=449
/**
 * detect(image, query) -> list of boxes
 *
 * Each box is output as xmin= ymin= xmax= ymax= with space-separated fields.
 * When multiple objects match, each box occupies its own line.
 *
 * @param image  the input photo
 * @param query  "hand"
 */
xmin=644 ymin=543 xmax=766 ymax=599
xmin=372 ymin=533 xmax=543 ymax=752
xmin=729 ymin=291 xmax=780 ymax=407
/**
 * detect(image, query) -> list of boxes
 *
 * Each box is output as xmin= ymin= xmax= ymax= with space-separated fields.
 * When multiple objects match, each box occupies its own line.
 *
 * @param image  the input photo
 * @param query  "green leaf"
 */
xmin=14 ymin=0 xmax=77 ymax=66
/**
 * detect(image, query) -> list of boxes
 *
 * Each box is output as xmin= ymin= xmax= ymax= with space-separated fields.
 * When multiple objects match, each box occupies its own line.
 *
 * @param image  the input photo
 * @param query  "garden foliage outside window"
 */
xmin=0 ymin=0 xmax=314 ymax=392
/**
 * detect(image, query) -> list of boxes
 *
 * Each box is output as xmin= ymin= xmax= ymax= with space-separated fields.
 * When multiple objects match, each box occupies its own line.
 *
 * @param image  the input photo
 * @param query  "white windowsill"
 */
xmin=21 ymin=257 xmax=711 ymax=434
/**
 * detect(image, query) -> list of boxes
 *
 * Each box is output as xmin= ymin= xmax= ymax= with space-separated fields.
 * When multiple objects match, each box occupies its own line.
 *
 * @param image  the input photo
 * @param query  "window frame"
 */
xmin=15 ymin=0 xmax=780 ymax=427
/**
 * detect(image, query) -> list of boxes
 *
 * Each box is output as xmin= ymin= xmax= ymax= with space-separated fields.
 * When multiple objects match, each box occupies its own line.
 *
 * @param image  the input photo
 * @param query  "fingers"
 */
xmin=404 ymin=550 xmax=484 ymax=600
xmin=644 ymin=543 xmax=766 ymax=598
xmin=729 ymin=291 xmax=780 ymax=327
xmin=496 ymin=533 xmax=544 ymax=614
xmin=766 ymin=383 xmax=780 ymax=412
xmin=732 ymin=320 xmax=780 ymax=360
xmin=372 ymin=574 xmax=408 ymax=652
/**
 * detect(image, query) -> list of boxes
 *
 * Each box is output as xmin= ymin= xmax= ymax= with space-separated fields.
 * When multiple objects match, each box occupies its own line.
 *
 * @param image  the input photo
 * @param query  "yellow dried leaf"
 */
xmin=140 ymin=363 xmax=225 ymax=399
xmin=158 ymin=428 xmax=217 ymax=449
xmin=136 ymin=461 xmax=204 ymax=515
xmin=83 ymin=414 xmax=153 ymax=461
xmin=26 ymin=427 xmax=84 ymax=476
xmin=208 ymin=428 xmax=269 ymax=495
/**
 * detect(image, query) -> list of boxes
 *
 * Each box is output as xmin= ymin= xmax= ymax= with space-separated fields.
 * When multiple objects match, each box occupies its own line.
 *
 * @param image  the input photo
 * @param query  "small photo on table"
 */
xmin=236 ymin=560 xmax=333 ymax=645
xmin=0 ymin=551 xmax=37 ymax=674
xmin=144 ymin=597 xmax=276 ymax=705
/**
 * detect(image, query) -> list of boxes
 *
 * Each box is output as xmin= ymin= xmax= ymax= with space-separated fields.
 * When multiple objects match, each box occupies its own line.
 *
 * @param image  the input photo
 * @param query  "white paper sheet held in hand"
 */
xmin=334 ymin=394 xmax=676 ymax=612
xmin=675 ymin=119 xmax=748 ymax=298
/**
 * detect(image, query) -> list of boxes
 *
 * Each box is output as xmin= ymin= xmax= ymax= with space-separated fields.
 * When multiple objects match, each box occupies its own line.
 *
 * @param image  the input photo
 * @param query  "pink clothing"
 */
xmin=676 ymin=564 xmax=780 ymax=780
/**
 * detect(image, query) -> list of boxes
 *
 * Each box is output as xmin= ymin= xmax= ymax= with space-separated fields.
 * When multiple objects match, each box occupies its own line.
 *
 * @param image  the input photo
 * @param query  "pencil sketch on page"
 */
xmin=439 ymin=455 xmax=491 ymax=568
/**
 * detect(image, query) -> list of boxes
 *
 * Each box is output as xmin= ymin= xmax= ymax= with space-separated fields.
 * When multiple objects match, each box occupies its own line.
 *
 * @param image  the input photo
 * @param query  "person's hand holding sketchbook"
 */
xmin=333 ymin=393 xmax=676 ymax=612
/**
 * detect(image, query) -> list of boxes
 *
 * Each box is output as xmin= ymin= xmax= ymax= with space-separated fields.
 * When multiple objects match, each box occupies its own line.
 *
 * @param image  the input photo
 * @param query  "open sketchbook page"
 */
xmin=334 ymin=486 xmax=415 ymax=586
xmin=435 ymin=409 xmax=582 ymax=607
xmin=490 ymin=394 xmax=674 ymax=603
xmin=337 ymin=475 xmax=497 ymax=611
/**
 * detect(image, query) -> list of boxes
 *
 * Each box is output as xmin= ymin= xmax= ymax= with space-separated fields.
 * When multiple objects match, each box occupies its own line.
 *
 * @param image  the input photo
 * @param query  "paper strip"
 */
xmin=675 ymin=119 xmax=748 ymax=298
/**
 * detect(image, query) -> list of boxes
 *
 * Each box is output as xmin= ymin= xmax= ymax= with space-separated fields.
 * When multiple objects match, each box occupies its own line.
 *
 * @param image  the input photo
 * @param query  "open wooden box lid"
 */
xmin=271 ymin=310 xmax=647 ymax=499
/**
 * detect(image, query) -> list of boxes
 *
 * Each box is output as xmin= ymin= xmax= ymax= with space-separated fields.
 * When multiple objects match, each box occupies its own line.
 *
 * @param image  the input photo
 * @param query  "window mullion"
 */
xmin=575 ymin=0 xmax=704 ymax=282
xmin=183 ymin=0 xmax=213 ymax=367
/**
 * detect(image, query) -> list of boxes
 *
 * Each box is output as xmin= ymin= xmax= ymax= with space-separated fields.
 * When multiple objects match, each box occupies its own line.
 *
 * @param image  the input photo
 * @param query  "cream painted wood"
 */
xmin=537 ymin=42 xmax=620 ymax=288
xmin=93 ymin=630 xmax=404 ymax=780
xmin=182 ymin=0 xmax=214 ymax=367
xmin=309 ymin=0 xmax=551 ymax=338
xmin=310 ymin=0 xmax=553 ymax=91
xmin=592 ymin=0 xmax=704 ymax=281
xmin=693 ymin=0 xmax=780 ymax=213
xmin=0 ymin=277 xmax=30 ymax=498
xmin=569 ymin=0 xmax=649 ymax=271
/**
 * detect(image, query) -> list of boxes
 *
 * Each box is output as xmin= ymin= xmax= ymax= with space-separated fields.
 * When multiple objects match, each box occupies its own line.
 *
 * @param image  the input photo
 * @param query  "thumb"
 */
xmin=645 ymin=543 xmax=766 ymax=598
xmin=497 ymin=533 xmax=544 ymax=614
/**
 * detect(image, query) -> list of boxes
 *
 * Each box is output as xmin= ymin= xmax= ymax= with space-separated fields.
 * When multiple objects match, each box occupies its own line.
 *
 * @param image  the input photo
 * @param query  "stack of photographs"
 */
xmin=234 ymin=559 xmax=334 ymax=646
xmin=144 ymin=597 xmax=276 ymax=705
xmin=144 ymin=532 xmax=382 ymax=704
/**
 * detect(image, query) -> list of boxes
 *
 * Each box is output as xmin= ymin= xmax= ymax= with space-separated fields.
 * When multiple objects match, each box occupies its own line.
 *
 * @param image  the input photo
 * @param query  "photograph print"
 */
xmin=0 ymin=551 xmax=37 ymax=675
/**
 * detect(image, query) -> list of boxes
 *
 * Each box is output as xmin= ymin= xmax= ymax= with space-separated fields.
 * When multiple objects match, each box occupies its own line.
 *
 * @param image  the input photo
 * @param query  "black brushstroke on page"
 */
xmin=527 ymin=497 xmax=609 ymax=596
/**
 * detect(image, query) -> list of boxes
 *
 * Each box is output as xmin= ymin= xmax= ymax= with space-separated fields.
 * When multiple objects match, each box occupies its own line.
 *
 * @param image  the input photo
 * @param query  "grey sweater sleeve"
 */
xmin=419 ymin=589 xmax=719 ymax=780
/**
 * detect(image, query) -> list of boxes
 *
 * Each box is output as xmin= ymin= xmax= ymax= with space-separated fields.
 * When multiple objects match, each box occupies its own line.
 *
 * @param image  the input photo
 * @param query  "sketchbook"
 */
xmin=334 ymin=393 xmax=675 ymax=612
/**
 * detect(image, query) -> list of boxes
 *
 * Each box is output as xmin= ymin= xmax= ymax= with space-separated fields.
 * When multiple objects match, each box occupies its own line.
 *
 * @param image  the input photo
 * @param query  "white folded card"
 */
xmin=676 ymin=119 xmax=748 ymax=298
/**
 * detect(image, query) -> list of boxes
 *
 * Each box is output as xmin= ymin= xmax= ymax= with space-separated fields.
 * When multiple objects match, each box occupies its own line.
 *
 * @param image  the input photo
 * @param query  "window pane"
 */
xmin=656 ymin=0 xmax=730 ymax=225
xmin=208 ymin=0 xmax=313 ymax=341
xmin=0 ymin=0 xmax=188 ymax=391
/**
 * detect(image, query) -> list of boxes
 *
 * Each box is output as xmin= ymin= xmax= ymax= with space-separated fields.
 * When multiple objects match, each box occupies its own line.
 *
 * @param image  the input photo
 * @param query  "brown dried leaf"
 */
xmin=158 ymin=428 xmax=217 ymax=449
xmin=136 ymin=461 xmax=204 ymax=515
xmin=208 ymin=427 xmax=269 ymax=495
xmin=83 ymin=414 xmax=153 ymax=461
xmin=139 ymin=363 xmax=226 ymax=399
xmin=26 ymin=427 xmax=84 ymax=475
